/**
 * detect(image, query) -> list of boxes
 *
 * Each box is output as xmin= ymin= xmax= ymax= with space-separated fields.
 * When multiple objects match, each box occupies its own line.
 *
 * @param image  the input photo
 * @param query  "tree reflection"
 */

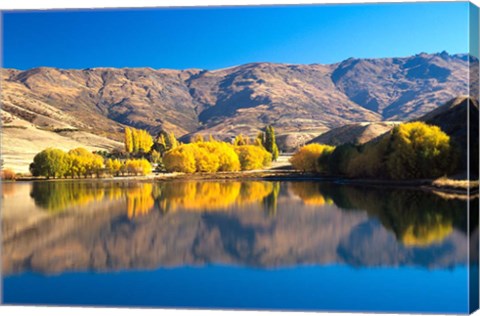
xmin=290 ymin=182 xmax=333 ymax=206
xmin=126 ymin=183 xmax=155 ymax=218
xmin=30 ymin=181 xmax=105 ymax=212
xmin=28 ymin=180 xmax=472 ymax=248
xmin=287 ymin=181 xmax=469 ymax=248
xmin=155 ymin=181 xmax=277 ymax=212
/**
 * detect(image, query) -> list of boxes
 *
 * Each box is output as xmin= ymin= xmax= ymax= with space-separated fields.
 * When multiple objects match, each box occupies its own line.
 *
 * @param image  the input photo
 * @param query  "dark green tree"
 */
xmin=263 ymin=125 xmax=279 ymax=161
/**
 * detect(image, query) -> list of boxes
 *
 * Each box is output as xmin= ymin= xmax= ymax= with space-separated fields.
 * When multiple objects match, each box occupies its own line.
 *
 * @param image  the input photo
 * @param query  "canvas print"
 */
xmin=1 ymin=1 xmax=479 ymax=314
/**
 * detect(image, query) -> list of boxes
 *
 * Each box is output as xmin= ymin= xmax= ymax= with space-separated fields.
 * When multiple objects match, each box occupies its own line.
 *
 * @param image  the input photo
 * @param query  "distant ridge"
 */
xmin=1 ymin=52 xmax=470 ymax=171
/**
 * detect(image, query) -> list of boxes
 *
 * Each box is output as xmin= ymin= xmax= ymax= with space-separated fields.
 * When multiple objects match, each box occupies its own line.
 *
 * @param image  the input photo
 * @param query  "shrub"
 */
xmin=290 ymin=144 xmax=335 ymax=172
xmin=235 ymin=145 xmax=272 ymax=170
xmin=1 ymin=169 xmax=16 ymax=180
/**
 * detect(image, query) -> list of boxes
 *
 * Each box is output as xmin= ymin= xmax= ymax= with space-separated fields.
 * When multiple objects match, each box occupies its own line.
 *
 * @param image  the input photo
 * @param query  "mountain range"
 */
xmin=1 ymin=52 xmax=471 ymax=171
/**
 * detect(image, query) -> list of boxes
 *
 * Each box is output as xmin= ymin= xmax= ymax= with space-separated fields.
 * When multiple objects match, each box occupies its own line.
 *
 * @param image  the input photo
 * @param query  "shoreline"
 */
xmin=9 ymin=169 xmax=478 ymax=197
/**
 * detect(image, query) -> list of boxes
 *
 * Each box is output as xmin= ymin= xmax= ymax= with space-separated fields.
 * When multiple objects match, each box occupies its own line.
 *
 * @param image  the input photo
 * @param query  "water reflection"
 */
xmin=302 ymin=183 xmax=467 ymax=248
xmin=290 ymin=182 xmax=333 ymax=206
xmin=29 ymin=180 xmax=281 ymax=216
xmin=2 ymin=180 xmax=473 ymax=275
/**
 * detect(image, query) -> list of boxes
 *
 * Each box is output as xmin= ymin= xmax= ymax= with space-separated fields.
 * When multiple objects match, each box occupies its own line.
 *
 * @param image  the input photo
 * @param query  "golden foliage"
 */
xmin=290 ymin=144 xmax=335 ymax=172
xmin=387 ymin=122 xmax=455 ymax=179
xmin=106 ymin=158 xmax=122 ymax=176
xmin=124 ymin=127 xmax=153 ymax=153
xmin=68 ymin=147 xmax=104 ymax=178
xmin=197 ymin=142 xmax=241 ymax=171
xmin=233 ymin=134 xmax=250 ymax=146
xmin=191 ymin=145 xmax=220 ymax=172
xmin=123 ymin=158 xmax=153 ymax=175
xmin=234 ymin=145 xmax=272 ymax=170
xmin=124 ymin=127 xmax=133 ymax=153
xmin=163 ymin=146 xmax=197 ymax=173
xmin=163 ymin=141 xmax=268 ymax=173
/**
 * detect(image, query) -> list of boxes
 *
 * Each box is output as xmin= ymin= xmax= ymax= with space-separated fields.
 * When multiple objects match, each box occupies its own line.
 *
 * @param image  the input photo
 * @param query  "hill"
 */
xmin=418 ymin=96 xmax=479 ymax=175
xmin=307 ymin=121 xmax=400 ymax=147
xmin=1 ymin=52 xmax=470 ymax=171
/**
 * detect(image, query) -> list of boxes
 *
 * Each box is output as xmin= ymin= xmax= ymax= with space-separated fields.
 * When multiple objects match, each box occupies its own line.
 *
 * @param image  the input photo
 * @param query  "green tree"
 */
xmin=264 ymin=125 xmax=279 ymax=161
xmin=154 ymin=130 xmax=178 ymax=155
xmin=30 ymin=148 xmax=70 ymax=179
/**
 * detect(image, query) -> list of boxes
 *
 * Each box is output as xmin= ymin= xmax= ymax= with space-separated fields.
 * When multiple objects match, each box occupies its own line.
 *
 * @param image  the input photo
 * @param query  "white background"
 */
xmin=1 ymin=0 xmax=479 ymax=315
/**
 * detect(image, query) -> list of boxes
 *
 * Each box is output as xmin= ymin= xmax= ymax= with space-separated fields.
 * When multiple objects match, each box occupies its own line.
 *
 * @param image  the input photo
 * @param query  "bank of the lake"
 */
xmin=10 ymin=169 xmax=478 ymax=198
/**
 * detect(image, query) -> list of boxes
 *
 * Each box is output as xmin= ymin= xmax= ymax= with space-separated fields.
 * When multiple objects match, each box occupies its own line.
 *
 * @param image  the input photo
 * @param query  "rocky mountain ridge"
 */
xmin=1 ymin=52 xmax=471 ymax=171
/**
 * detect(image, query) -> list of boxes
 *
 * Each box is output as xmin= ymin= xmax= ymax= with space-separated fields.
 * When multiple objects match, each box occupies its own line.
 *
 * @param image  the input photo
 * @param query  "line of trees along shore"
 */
xmin=28 ymin=121 xmax=456 ymax=180
xmin=28 ymin=125 xmax=280 ymax=178
xmin=30 ymin=147 xmax=152 ymax=179
xmin=290 ymin=121 xmax=458 ymax=180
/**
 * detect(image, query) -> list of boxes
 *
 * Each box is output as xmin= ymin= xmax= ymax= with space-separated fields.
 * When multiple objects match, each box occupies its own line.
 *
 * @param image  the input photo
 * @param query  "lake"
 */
xmin=1 ymin=180 xmax=477 ymax=313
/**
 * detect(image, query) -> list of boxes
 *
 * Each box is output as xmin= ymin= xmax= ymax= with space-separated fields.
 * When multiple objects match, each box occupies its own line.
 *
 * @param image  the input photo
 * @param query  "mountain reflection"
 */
xmin=2 ymin=180 xmax=473 ymax=274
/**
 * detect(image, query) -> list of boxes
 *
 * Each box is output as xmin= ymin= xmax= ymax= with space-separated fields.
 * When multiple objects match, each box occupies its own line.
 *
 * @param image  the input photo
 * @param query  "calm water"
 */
xmin=1 ymin=180 xmax=477 ymax=313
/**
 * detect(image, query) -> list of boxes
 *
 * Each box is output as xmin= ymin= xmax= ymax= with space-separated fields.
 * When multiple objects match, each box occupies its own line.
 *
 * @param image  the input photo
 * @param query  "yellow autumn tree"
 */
xmin=386 ymin=122 xmax=455 ymax=179
xmin=190 ymin=144 xmax=220 ymax=172
xmin=197 ymin=142 xmax=241 ymax=171
xmin=124 ymin=127 xmax=134 ymax=153
xmin=106 ymin=158 xmax=122 ymax=176
xmin=290 ymin=144 xmax=335 ymax=172
xmin=163 ymin=146 xmax=197 ymax=173
xmin=67 ymin=147 xmax=104 ymax=178
xmin=138 ymin=129 xmax=154 ymax=153
xmin=125 ymin=127 xmax=153 ymax=154
xmin=124 ymin=158 xmax=152 ymax=175
xmin=234 ymin=145 xmax=272 ymax=170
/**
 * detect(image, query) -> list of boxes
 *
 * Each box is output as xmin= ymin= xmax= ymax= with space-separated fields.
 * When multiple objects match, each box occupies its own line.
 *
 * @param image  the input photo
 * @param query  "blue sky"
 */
xmin=2 ymin=2 xmax=470 ymax=70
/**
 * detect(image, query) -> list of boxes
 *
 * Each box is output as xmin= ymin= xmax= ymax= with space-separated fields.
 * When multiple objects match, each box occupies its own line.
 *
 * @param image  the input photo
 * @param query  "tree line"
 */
xmin=289 ymin=122 xmax=457 ymax=180
xmin=28 ymin=124 xmax=280 ymax=177
xmin=30 ymin=147 xmax=152 ymax=179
